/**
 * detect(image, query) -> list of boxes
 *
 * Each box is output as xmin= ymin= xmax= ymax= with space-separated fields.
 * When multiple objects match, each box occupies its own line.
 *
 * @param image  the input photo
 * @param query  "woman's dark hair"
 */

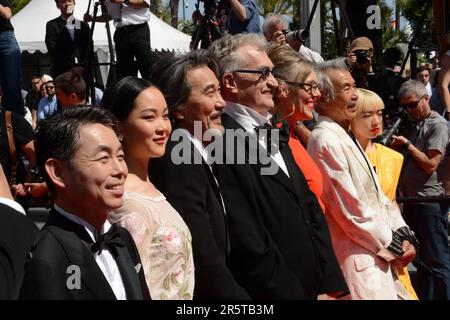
xmin=101 ymin=76 xmax=154 ymax=121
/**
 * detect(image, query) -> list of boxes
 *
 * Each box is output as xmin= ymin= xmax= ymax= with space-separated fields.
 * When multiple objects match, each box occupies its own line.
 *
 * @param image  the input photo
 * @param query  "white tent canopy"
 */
xmin=11 ymin=0 xmax=191 ymax=53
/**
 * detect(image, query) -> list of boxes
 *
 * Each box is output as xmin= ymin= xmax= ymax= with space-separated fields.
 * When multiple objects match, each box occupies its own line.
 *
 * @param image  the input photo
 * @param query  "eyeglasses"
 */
xmin=400 ymin=95 xmax=425 ymax=109
xmin=232 ymin=67 xmax=274 ymax=80
xmin=46 ymin=86 xmax=55 ymax=90
xmin=284 ymin=81 xmax=320 ymax=95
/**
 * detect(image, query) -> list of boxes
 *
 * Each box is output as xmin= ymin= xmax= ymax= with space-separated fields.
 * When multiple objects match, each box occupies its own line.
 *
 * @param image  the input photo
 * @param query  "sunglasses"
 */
xmin=232 ymin=67 xmax=274 ymax=80
xmin=400 ymin=95 xmax=425 ymax=109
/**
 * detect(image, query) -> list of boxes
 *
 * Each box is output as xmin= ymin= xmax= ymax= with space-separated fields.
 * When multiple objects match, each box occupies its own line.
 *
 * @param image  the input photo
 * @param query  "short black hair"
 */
xmin=155 ymin=49 xmax=219 ymax=121
xmin=101 ymin=76 xmax=154 ymax=121
xmin=35 ymin=106 xmax=120 ymax=193
xmin=54 ymin=70 xmax=86 ymax=99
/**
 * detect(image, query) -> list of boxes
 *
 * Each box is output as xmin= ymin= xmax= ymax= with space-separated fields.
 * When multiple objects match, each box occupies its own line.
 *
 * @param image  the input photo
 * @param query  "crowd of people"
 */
xmin=0 ymin=0 xmax=449 ymax=301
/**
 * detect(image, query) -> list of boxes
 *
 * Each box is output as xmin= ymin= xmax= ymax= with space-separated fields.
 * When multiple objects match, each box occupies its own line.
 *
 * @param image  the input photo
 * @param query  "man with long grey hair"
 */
xmin=308 ymin=58 xmax=418 ymax=299
xmin=210 ymin=33 xmax=348 ymax=299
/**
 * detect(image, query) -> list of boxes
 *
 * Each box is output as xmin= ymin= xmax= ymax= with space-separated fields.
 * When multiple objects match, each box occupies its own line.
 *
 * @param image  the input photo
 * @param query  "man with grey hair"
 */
xmin=308 ymin=58 xmax=418 ymax=299
xmin=262 ymin=13 xmax=323 ymax=64
xmin=210 ymin=33 xmax=348 ymax=299
xmin=391 ymin=79 xmax=450 ymax=300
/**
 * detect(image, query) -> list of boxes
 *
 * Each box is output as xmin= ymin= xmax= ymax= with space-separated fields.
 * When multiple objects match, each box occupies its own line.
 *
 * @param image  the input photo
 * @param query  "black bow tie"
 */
xmin=254 ymin=121 xmax=290 ymax=154
xmin=91 ymin=224 xmax=125 ymax=255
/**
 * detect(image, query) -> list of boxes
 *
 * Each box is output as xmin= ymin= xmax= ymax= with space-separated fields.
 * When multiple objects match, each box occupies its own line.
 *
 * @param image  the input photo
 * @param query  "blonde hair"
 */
xmin=268 ymin=44 xmax=316 ymax=84
xmin=355 ymin=88 xmax=384 ymax=113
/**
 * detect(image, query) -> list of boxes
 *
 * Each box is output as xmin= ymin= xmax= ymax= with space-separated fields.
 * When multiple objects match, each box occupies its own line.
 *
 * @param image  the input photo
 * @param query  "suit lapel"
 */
xmin=57 ymin=17 xmax=73 ymax=43
xmin=109 ymin=235 xmax=143 ymax=300
xmin=45 ymin=210 xmax=117 ymax=299
xmin=320 ymin=120 xmax=381 ymax=193
xmin=222 ymin=113 xmax=297 ymax=195
xmin=323 ymin=121 xmax=374 ymax=180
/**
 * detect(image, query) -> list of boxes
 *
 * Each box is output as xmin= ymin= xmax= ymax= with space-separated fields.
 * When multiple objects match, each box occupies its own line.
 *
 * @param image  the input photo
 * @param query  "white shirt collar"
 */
xmin=0 ymin=198 xmax=26 ymax=215
xmin=54 ymin=204 xmax=111 ymax=242
xmin=224 ymin=101 xmax=272 ymax=132
xmin=176 ymin=128 xmax=212 ymax=164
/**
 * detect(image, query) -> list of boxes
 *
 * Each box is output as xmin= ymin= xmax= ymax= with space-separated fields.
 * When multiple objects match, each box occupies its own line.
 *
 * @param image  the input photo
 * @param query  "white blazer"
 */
xmin=308 ymin=116 xmax=410 ymax=300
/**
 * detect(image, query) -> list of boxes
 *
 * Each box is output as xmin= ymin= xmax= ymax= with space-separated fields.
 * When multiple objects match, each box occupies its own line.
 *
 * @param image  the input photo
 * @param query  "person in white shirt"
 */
xmin=416 ymin=65 xmax=433 ymax=97
xmin=84 ymin=0 xmax=151 ymax=79
xmin=262 ymin=13 xmax=324 ymax=64
xmin=19 ymin=107 xmax=151 ymax=300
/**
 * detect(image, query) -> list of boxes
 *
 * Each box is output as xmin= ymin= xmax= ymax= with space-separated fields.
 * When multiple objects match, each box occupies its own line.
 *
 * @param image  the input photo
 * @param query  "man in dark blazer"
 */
xmin=19 ymin=107 xmax=150 ymax=300
xmin=149 ymin=50 xmax=250 ymax=299
xmin=0 ymin=164 xmax=38 ymax=300
xmin=45 ymin=0 xmax=91 ymax=79
xmin=209 ymin=33 xmax=348 ymax=299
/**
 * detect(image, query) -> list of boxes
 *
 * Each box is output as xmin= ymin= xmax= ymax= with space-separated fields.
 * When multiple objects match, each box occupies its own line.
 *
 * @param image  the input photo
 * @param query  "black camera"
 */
xmin=354 ymin=50 xmax=370 ymax=64
xmin=375 ymin=107 xmax=412 ymax=146
xmin=283 ymin=29 xmax=310 ymax=43
xmin=198 ymin=0 xmax=217 ymax=16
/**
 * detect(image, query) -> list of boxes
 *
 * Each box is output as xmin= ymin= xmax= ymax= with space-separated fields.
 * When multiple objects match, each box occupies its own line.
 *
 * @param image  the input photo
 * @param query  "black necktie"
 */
xmin=91 ymin=224 xmax=125 ymax=255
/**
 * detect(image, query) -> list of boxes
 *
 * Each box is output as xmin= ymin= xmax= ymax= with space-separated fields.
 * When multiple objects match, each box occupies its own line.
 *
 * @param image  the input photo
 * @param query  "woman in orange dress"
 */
xmin=268 ymin=45 xmax=326 ymax=213
xmin=350 ymin=88 xmax=418 ymax=300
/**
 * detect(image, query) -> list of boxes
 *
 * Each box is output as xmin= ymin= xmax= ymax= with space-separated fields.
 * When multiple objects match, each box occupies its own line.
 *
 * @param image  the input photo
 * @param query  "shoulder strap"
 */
xmin=5 ymin=111 xmax=18 ymax=185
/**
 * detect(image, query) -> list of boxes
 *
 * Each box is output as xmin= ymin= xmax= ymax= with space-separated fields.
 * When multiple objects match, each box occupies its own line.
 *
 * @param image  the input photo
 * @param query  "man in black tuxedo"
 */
xmin=0 ymin=164 xmax=38 ymax=299
xmin=19 ymin=107 xmax=150 ymax=300
xmin=209 ymin=33 xmax=348 ymax=299
xmin=149 ymin=50 xmax=250 ymax=299
xmin=45 ymin=0 xmax=91 ymax=79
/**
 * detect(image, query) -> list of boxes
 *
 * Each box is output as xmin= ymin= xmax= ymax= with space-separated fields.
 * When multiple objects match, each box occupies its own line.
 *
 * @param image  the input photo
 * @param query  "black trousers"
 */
xmin=113 ymin=22 xmax=151 ymax=80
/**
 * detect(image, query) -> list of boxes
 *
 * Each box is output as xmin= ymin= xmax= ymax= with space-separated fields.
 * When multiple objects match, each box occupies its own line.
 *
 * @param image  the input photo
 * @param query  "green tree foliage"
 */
xmin=400 ymin=0 xmax=434 ymax=49
xmin=256 ymin=0 xmax=293 ymax=17
xmin=10 ymin=0 xmax=31 ymax=15
xmin=150 ymin=0 xmax=164 ymax=19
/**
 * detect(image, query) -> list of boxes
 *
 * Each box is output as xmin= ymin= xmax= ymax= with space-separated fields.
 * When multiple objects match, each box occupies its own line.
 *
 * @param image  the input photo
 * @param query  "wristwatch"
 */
xmin=403 ymin=140 xmax=412 ymax=151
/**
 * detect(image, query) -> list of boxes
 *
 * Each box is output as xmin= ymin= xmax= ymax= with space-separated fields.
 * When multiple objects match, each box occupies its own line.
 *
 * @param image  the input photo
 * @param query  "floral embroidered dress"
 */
xmin=108 ymin=191 xmax=195 ymax=300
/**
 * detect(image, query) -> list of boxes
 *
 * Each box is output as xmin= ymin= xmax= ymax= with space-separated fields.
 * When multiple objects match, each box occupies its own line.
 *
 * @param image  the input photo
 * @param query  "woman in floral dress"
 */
xmin=102 ymin=77 xmax=194 ymax=300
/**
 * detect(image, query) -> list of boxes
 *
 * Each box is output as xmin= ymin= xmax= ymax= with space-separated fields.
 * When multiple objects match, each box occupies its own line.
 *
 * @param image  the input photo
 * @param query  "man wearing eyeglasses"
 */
xmin=391 ymin=80 xmax=450 ymax=300
xmin=308 ymin=58 xmax=418 ymax=299
xmin=37 ymin=81 xmax=58 ymax=122
xmin=210 ymin=33 xmax=348 ymax=299
xmin=262 ymin=13 xmax=324 ymax=64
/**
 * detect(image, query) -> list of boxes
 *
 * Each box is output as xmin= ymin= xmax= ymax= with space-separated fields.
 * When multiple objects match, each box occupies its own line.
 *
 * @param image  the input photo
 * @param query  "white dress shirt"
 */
xmin=107 ymin=0 xmax=150 ymax=28
xmin=224 ymin=102 xmax=290 ymax=177
xmin=54 ymin=205 xmax=127 ymax=300
xmin=0 ymin=198 xmax=26 ymax=215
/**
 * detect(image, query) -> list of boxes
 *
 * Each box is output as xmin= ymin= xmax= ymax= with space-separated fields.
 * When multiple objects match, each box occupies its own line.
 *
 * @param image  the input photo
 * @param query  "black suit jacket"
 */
xmin=0 ymin=204 xmax=38 ymax=299
xmin=149 ymin=138 xmax=250 ymax=300
xmin=19 ymin=209 xmax=151 ymax=300
xmin=213 ymin=113 xmax=348 ymax=299
xmin=45 ymin=16 xmax=91 ymax=77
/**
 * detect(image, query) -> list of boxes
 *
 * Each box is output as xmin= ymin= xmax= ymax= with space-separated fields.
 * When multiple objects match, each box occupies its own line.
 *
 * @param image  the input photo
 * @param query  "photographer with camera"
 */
xmin=216 ymin=0 xmax=260 ymax=35
xmin=262 ymin=14 xmax=323 ymax=64
xmin=391 ymin=80 xmax=450 ymax=300
xmin=347 ymin=37 xmax=376 ymax=90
